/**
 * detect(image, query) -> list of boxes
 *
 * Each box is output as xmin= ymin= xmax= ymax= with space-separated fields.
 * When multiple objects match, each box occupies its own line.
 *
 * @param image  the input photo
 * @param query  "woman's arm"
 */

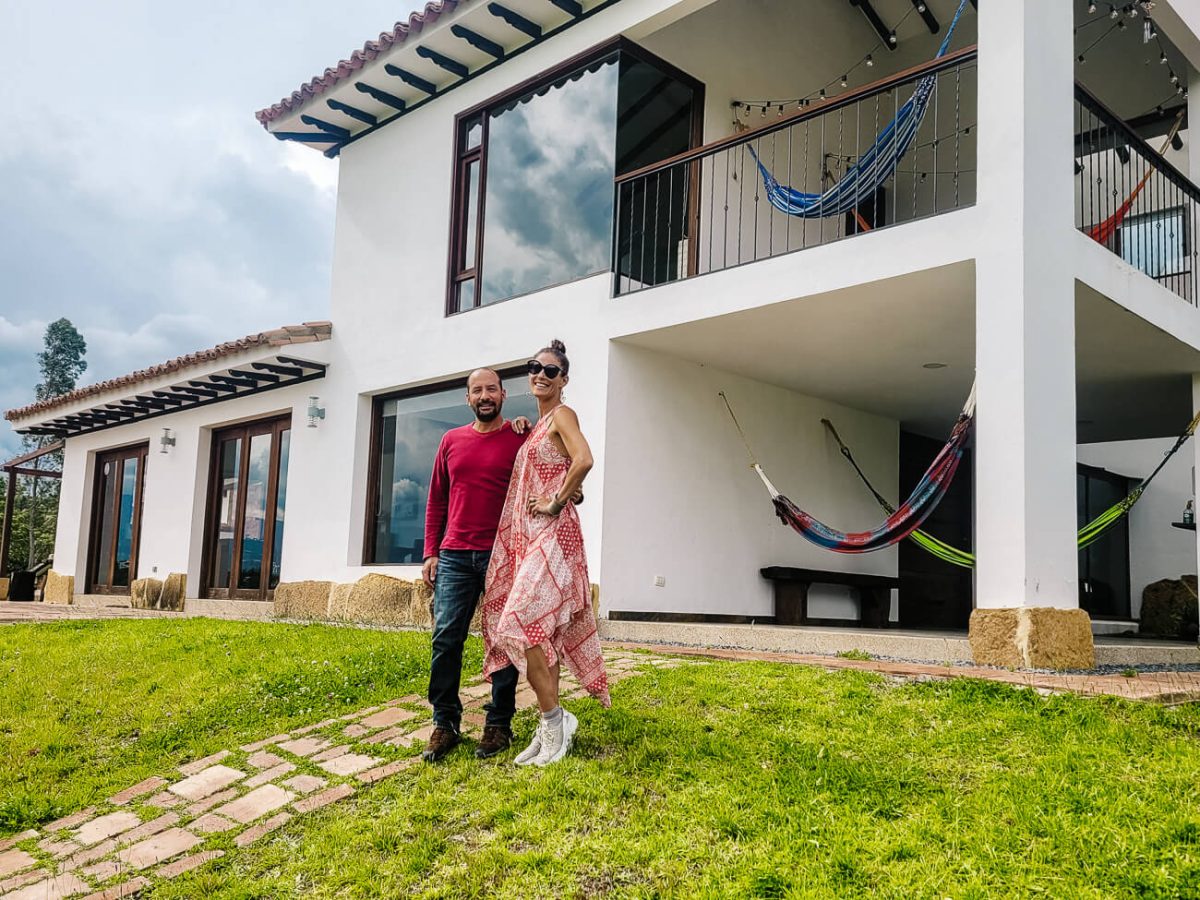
xmin=528 ymin=407 xmax=593 ymax=516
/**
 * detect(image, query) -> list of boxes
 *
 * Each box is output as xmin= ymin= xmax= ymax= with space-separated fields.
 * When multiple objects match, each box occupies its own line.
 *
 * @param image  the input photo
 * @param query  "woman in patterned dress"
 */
xmin=480 ymin=339 xmax=610 ymax=766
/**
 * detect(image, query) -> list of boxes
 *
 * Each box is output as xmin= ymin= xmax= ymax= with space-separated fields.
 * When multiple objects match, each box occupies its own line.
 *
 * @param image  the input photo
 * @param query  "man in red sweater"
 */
xmin=420 ymin=368 xmax=528 ymax=762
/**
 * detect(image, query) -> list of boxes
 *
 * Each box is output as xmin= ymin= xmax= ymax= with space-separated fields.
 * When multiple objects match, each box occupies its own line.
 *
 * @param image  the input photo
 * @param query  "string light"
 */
xmin=865 ymin=54 xmax=874 ymax=67
xmin=1088 ymin=1 xmax=1097 ymax=11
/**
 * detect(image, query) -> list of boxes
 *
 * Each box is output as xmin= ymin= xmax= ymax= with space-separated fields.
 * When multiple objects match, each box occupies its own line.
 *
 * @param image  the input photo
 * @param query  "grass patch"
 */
xmin=0 ymin=618 xmax=437 ymax=832
xmin=835 ymin=649 xmax=872 ymax=661
xmin=5 ymin=620 xmax=1200 ymax=897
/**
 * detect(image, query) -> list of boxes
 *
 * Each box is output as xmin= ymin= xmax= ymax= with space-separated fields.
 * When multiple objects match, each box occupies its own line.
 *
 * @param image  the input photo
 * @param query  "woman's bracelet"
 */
xmin=548 ymin=494 xmax=566 ymax=514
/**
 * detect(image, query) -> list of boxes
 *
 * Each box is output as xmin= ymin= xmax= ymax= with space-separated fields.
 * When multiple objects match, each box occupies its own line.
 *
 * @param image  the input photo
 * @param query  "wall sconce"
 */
xmin=159 ymin=427 xmax=176 ymax=455
xmin=307 ymin=396 xmax=326 ymax=428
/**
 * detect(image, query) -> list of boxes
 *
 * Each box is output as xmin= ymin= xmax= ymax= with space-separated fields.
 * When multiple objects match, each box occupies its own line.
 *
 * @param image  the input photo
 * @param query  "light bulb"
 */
xmin=841 ymin=74 xmax=848 ymax=87
xmin=865 ymin=54 xmax=874 ymax=67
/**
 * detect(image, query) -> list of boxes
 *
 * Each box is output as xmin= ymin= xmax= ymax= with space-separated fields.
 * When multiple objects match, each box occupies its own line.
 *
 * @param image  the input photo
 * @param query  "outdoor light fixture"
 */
xmin=922 ymin=362 xmax=948 ymax=370
xmin=1115 ymin=144 xmax=1131 ymax=165
xmin=307 ymin=396 xmax=326 ymax=428
xmin=159 ymin=428 xmax=176 ymax=455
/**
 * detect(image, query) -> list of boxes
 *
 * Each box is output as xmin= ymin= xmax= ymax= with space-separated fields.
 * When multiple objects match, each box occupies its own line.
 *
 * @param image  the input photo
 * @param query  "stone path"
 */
xmin=0 ymin=652 xmax=679 ymax=899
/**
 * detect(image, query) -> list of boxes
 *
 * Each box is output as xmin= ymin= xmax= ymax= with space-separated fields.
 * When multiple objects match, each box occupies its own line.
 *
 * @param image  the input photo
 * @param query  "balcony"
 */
xmin=1074 ymin=84 xmax=1199 ymax=306
xmin=612 ymin=47 xmax=979 ymax=295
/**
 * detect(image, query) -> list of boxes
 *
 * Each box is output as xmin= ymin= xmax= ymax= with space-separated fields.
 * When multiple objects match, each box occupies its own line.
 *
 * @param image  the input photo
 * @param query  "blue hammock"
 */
xmin=750 ymin=0 xmax=969 ymax=218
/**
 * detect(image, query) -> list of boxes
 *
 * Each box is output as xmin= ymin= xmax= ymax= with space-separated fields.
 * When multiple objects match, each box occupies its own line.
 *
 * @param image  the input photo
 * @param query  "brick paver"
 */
xmin=211 ymin=785 xmax=294 ymax=825
xmin=246 ymin=751 xmax=285 ymax=769
xmin=234 ymin=813 xmax=291 ymax=848
xmin=116 ymin=828 xmax=201 ymax=870
xmin=45 ymin=808 xmax=95 ymax=833
xmin=80 ymin=876 xmax=149 ymax=900
xmin=359 ymin=707 xmax=417 ymax=729
xmin=108 ymin=777 xmax=167 ymax=806
xmin=73 ymin=812 xmax=141 ymax=847
xmin=179 ymin=750 xmax=231 ymax=776
xmin=276 ymin=737 xmax=330 ymax=758
xmin=0 ymin=831 xmax=38 ymax=853
xmin=293 ymin=784 xmax=354 ymax=814
xmin=168 ymin=764 xmax=245 ymax=801
xmin=158 ymin=850 xmax=224 ymax=879
xmin=4 ymin=873 xmax=89 ymax=900
xmin=318 ymin=753 xmax=380 ymax=777
xmin=244 ymin=762 xmax=296 ymax=788
xmin=281 ymin=775 xmax=327 ymax=794
xmin=0 ymin=848 xmax=35 ymax=878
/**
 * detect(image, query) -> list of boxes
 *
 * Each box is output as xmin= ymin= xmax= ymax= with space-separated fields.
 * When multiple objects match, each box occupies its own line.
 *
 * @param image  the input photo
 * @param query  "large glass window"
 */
xmin=367 ymin=372 xmax=538 ymax=564
xmin=448 ymin=41 xmax=702 ymax=313
xmin=1119 ymin=207 xmax=1189 ymax=280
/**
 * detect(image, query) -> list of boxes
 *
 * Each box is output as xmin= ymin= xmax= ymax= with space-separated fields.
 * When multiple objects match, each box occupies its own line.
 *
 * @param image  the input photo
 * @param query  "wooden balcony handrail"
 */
xmin=614 ymin=43 xmax=978 ymax=186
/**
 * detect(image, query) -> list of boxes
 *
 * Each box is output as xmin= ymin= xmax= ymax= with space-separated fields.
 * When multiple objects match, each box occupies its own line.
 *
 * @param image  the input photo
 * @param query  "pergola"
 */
xmin=1 ymin=440 xmax=64 ymax=577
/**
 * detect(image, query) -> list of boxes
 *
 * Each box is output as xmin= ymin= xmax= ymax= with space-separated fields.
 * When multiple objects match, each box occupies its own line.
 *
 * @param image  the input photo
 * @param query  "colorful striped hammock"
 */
xmin=824 ymin=409 xmax=1200 ymax=569
xmin=720 ymin=385 xmax=976 ymax=554
xmin=748 ymin=0 xmax=969 ymax=219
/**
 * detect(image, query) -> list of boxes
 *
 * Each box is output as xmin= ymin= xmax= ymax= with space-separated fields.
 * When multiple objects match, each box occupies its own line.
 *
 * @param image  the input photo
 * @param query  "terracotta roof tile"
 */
xmin=255 ymin=1 xmax=463 ymax=128
xmin=5 ymin=322 xmax=332 ymax=423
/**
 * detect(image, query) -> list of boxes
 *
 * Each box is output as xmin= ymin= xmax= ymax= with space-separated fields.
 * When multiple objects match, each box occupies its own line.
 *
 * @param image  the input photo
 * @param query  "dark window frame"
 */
xmin=445 ymin=36 xmax=705 ymax=316
xmin=200 ymin=414 xmax=291 ymax=601
xmin=362 ymin=366 xmax=531 ymax=565
xmin=85 ymin=443 xmax=149 ymax=595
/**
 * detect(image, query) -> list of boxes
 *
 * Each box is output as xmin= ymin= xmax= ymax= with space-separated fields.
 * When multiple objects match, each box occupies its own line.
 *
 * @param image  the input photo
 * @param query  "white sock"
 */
xmin=541 ymin=706 xmax=563 ymax=727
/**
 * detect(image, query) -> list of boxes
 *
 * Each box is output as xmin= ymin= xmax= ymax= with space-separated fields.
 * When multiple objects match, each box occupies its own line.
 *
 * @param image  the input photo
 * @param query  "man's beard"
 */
xmin=472 ymin=401 xmax=502 ymax=422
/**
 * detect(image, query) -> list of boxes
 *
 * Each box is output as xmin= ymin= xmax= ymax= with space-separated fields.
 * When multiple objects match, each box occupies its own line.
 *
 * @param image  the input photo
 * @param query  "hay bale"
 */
xmin=43 ymin=571 xmax=74 ymax=605
xmin=411 ymin=579 xmax=435 ymax=630
xmin=342 ymin=573 xmax=412 ymax=626
xmin=1141 ymin=576 xmax=1199 ymax=640
xmin=130 ymin=578 xmax=164 ymax=610
xmin=274 ymin=581 xmax=332 ymax=619
xmin=158 ymin=573 xmax=187 ymax=611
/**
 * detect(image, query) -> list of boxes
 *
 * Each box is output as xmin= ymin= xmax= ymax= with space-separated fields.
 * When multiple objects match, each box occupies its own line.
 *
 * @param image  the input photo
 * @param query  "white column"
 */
xmin=1190 ymin=65 xmax=1200 ymax=184
xmin=973 ymin=0 xmax=1078 ymax=609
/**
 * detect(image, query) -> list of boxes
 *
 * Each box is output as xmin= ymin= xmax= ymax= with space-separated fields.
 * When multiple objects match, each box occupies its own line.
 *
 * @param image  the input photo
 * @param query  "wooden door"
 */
xmin=87 ymin=444 xmax=148 ymax=595
xmin=202 ymin=417 xmax=291 ymax=600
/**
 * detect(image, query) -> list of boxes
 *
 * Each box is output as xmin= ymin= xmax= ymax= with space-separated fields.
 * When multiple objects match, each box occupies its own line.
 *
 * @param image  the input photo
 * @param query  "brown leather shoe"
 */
xmin=474 ymin=725 xmax=513 ymax=759
xmin=421 ymin=725 xmax=461 ymax=762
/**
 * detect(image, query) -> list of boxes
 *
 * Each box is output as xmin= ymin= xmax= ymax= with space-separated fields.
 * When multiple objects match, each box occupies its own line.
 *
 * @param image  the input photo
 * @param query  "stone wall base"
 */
xmin=43 ymin=571 xmax=74 ymax=605
xmin=0 ymin=577 xmax=7 ymax=601
xmin=969 ymin=607 xmax=1095 ymax=670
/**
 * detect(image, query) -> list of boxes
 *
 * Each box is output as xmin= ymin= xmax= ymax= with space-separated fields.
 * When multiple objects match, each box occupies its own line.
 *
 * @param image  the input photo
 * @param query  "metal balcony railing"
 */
xmin=612 ymin=46 xmax=978 ymax=296
xmin=1075 ymin=84 xmax=1197 ymax=305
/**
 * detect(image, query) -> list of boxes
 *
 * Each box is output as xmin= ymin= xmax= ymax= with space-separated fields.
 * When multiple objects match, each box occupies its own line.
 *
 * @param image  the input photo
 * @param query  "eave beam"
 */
xmin=327 ymin=99 xmax=377 ymax=126
xmin=488 ymin=3 xmax=542 ymax=39
xmin=416 ymin=46 xmax=469 ymax=79
xmin=547 ymin=0 xmax=583 ymax=16
xmin=355 ymin=82 xmax=407 ymax=111
xmin=451 ymin=24 xmax=505 ymax=59
xmin=384 ymin=64 xmax=438 ymax=96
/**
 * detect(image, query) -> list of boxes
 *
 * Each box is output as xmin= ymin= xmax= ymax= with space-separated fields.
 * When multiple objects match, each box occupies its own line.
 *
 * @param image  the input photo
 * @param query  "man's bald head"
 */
xmin=466 ymin=368 xmax=505 ymax=423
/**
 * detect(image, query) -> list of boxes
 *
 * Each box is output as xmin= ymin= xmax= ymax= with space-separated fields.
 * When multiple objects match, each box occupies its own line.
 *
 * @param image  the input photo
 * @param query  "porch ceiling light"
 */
xmin=307 ymin=395 xmax=326 ymax=428
xmin=922 ymin=362 xmax=948 ymax=369
xmin=159 ymin=427 xmax=176 ymax=454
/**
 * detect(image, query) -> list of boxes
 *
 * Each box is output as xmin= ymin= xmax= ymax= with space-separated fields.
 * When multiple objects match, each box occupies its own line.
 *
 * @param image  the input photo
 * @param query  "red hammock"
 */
xmin=1087 ymin=111 xmax=1185 ymax=246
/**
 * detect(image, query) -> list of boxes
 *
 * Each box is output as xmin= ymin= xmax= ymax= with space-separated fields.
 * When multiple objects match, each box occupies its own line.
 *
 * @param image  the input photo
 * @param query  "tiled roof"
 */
xmin=5 ymin=322 xmax=332 ymax=422
xmin=255 ymin=1 xmax=463 ymax=128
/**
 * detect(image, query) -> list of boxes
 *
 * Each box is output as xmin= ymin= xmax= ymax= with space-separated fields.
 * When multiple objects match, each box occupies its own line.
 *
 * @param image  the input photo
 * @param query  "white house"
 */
xmin=8 ymin=0 xmax=1200 ymax=668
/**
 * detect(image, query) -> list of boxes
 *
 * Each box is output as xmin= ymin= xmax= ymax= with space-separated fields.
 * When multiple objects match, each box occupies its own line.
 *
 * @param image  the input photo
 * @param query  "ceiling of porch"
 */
xmin=616 ymin=260 xmax=1200 ymax=443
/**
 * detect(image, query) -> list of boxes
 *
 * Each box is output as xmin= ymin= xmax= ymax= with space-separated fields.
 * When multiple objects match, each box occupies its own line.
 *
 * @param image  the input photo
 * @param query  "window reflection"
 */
xmin=480 ymin=58 xmax=620 ymax=305
xmin=371 ymin=374 xmax=538 ymax=564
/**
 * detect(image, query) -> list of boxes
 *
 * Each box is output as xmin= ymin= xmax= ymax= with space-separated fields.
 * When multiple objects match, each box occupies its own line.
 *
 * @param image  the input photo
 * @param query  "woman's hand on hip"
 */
xmin=527 ymin=494 xmax=564 ymax=517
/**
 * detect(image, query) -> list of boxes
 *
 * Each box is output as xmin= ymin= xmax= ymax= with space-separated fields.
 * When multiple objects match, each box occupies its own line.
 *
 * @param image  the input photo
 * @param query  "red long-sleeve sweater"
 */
xmin=423 ymin=421 xmax=527 ymax=557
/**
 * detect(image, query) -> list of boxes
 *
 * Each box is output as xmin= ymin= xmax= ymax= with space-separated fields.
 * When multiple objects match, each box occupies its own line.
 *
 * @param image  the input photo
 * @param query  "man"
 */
xmin=420 ymin=368 xmax=527 ymax=762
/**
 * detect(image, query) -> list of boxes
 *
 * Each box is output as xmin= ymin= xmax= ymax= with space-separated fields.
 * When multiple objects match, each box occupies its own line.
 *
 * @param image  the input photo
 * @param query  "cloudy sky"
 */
xmin=0 ymin=0 xmax=408 ymax=458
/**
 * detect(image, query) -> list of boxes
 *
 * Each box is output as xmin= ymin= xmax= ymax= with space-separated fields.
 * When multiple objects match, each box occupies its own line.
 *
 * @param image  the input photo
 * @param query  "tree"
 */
xmin=19 ymin=319 xmax=87 ymax=570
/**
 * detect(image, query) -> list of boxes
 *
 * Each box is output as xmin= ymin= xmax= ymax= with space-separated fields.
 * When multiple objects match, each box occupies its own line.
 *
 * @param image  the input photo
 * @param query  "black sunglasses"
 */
xmin=527 ymin=360 xmax=564 ymax=379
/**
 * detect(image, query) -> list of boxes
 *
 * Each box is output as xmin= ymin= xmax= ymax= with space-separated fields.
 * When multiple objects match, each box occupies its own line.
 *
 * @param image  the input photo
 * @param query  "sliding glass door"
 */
xmin=202 ymin=416 xmax=291 ymax=600
xmin=87 ymin=444 xmax=148 ymax=594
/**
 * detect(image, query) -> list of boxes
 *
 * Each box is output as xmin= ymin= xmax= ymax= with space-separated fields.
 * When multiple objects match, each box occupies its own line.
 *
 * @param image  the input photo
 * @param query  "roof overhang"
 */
xmin=256 ymin=0 xmax=624 ymax=158
xmin=10 ymin=355 xmax=328 ymax=440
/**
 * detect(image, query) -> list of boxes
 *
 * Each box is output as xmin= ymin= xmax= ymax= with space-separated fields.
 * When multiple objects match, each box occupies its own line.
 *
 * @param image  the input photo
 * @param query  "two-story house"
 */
xmin=8 ymin=0 xmax=1200 ymax=669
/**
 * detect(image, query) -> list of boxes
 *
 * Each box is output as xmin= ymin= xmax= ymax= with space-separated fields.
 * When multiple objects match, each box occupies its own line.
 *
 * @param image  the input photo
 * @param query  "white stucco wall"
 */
xmin=600 ymin=344 xmax=899 ymax=620
xmin=1078 ymin=438 xmax=1196 ymax=618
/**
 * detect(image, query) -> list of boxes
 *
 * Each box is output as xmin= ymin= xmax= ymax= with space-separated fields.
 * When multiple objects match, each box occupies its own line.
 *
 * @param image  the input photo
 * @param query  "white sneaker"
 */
xmin=514 ymin=720 xmax=545 ymax=766
xmin=532 ymin=710 xmax=578 ymax=766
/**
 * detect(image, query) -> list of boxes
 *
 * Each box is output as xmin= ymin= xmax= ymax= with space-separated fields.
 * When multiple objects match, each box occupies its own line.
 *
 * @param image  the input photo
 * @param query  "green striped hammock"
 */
xmin=823 ymin=411 xmax=1200 ymax=569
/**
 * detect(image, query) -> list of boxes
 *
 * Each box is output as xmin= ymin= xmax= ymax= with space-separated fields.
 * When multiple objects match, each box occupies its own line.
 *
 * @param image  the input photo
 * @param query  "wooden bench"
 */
xmin=760 ymin=567 xmax=900 ymax=627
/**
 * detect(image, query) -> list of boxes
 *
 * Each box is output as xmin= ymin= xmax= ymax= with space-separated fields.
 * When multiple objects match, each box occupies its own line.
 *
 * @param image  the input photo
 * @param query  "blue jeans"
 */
xmin=428 ymin=549 xmax=518 ymax=731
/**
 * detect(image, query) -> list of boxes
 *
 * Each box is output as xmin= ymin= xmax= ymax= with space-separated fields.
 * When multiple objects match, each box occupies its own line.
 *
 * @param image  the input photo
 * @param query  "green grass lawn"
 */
xmin=3 ymin=619 xmax=1200 ymax=898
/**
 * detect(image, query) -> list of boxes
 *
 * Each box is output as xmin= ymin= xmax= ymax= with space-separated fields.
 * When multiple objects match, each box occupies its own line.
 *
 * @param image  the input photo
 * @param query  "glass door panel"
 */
xmin=112 ymin=457 xmax=140 ymax=587
xmin=88 ymin=445 xmax=147 ymax=594
xmin=238 ymin=432 xmax=273 ymax=591
xmin=211 ymin=437 xmax=242 ymax=590
xmin=204 ymin=417 xmax=290 ymax=600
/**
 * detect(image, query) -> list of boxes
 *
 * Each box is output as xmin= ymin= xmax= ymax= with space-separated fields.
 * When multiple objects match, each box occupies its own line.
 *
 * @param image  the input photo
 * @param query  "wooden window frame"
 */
xmin=444 ymin=36 xmax=705 ymax=315
xmin=85 ymin=443 xmax=149 ymax=595
xmin=362 ymin=367 xmax=530 ymax=565
xmin=200 ymin=415 xmax=291 ymax=601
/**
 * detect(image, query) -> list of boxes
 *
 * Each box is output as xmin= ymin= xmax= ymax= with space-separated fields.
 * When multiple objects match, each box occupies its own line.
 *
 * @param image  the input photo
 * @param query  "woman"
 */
xmin=480 ymin=339 xmax=610 ymax=766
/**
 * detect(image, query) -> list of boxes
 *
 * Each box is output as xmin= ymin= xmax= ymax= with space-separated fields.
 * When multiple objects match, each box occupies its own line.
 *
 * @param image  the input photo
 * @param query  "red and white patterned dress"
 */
xmin=481 ymin=407 xmax=610 ymax=706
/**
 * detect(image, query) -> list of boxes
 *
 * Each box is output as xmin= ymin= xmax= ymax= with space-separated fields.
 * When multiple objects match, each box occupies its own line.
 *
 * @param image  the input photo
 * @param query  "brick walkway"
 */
xmin=0 ymin=650 xmax=678 ymax=899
